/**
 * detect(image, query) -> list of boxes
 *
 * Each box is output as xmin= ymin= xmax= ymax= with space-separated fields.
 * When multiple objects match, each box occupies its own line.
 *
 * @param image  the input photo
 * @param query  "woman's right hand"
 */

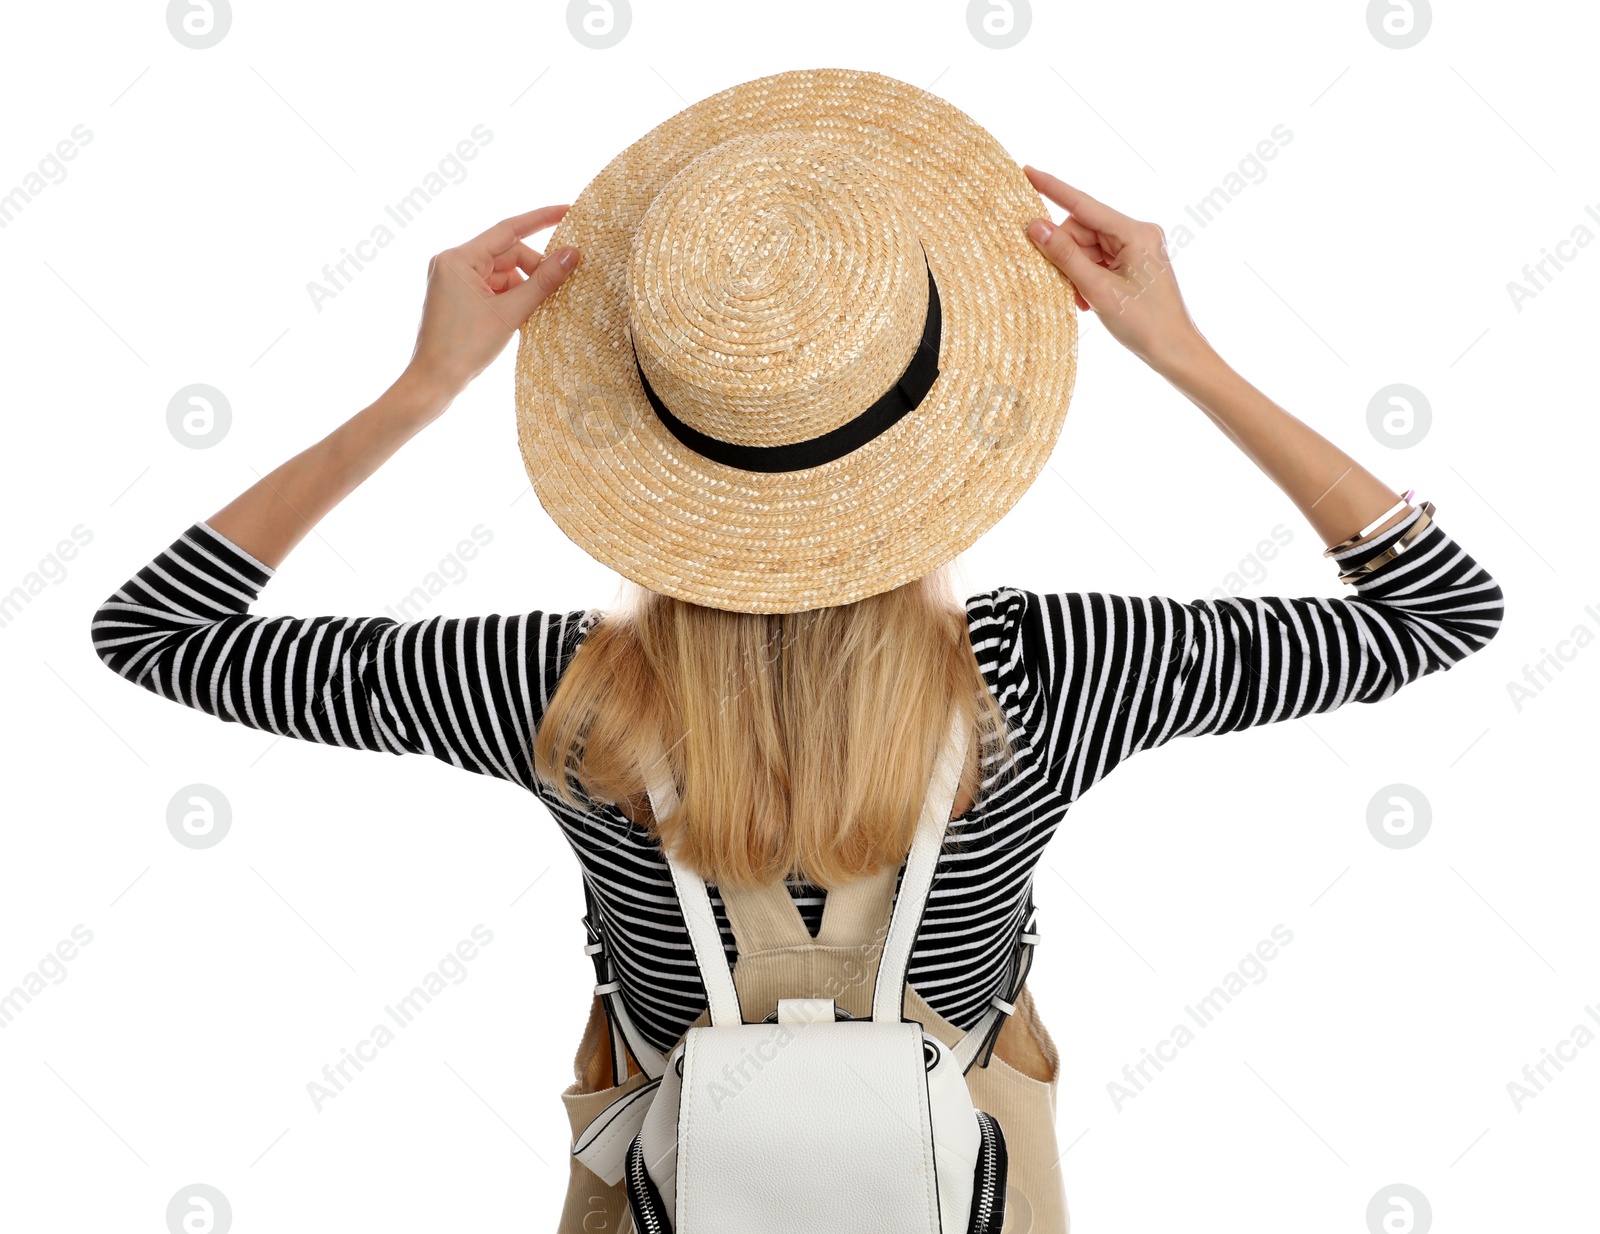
xmin=1023 ymin=166 xmax=1207 ymax=376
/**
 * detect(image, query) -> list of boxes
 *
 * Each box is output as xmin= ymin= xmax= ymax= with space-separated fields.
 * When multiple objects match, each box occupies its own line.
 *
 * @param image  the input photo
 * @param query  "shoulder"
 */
xmin=549 ymin=607 xmax=604 ymax=657
xmin=963 ymin=586 xmax=1032 ymax=653
xmin=962 ymin=586 xmax=1041 ymax=700
xmin=962 ymin=586 xmax=1183 ymax=705
xmin=550 ymin=607 xmax=606 ymax=671
xmin=446 ymin=607 xmax=603 ymax=693
xmin=971 ymin=588 xmax=1189 ymax=649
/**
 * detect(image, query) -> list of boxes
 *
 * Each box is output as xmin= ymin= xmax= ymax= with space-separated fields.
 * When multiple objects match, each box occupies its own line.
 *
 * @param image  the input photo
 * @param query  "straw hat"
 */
xmin=515 ymin=67 xmax=1077 ymax=613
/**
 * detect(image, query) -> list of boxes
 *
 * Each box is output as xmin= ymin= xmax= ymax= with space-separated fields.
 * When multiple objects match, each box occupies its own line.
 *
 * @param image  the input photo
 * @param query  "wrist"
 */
xmin=388 ymin=365 xmax=459 ymax=426
xmin=1147 ymin=329 xmax=1221 ymax=392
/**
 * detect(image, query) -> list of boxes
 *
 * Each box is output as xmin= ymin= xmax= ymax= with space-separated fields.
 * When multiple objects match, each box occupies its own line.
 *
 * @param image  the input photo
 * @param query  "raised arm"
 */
xmin=1024 ymin=167 xmax=1407 ymax=547
xmin=90 ymin=210 xmax=586 ymax=781
xmin=1014 ymin=169 xmax=1504 ymax=794
xmin=204 ymin=206 xmax=578 ymax=568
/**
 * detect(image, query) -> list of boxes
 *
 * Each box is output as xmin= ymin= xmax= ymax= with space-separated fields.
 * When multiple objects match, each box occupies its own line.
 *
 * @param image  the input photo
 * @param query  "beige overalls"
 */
xmin=553 ymin=843 xmax=1071 ymax=1233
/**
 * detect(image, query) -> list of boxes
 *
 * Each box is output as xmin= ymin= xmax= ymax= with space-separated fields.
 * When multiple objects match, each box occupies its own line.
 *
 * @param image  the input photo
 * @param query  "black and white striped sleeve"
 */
xmin=89 ymin=521 xmax=595 ymax=789
xmin=1008 ymin=507 xmax=1505 ymax=799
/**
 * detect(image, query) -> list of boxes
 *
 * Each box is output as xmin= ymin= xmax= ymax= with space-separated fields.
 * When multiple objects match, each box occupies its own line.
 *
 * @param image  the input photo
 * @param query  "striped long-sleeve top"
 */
xmin=89 ymin=506 xmax=1503 ymax=1049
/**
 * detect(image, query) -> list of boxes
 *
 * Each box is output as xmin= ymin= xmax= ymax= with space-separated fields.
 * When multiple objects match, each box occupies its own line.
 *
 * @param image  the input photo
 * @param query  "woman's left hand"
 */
xmin=401 ymin=205 xmax=580 ymax=408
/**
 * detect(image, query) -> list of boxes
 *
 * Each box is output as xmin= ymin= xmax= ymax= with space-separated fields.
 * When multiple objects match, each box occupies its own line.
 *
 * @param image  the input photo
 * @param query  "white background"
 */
xmin=1 ymin=1 xmax=1595 ymax=1231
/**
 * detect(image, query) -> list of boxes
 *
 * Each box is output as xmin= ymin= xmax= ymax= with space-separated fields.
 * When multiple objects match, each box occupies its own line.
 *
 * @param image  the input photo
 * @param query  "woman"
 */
xmin=91 ymin=71 xmax=1501 ymax=1234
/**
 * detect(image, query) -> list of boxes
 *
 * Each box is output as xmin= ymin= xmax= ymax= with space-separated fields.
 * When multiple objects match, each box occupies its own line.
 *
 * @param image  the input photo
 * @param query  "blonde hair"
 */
xmin=533 ymin=565 xmax=1016 ymax=888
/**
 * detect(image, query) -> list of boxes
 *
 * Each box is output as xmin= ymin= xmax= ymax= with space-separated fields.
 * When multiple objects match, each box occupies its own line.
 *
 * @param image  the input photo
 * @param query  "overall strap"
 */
xmin=810 ymin=862 xmax=899 ymax=948
xmin=719 ymin=878 xmax=815 ymax=953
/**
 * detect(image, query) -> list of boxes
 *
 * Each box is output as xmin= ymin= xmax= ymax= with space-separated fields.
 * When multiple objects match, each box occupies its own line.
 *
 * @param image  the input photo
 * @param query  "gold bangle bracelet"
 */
xmin=1322 ymin=488 xmax=1417 ymax=558
xmin=1336 ymin=501 xmax=1436 ymax=584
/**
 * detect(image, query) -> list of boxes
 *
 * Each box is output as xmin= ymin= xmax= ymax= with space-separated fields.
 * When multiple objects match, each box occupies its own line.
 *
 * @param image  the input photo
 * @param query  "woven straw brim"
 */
xmin=515 ymin=67 xmax=1077 ymax=613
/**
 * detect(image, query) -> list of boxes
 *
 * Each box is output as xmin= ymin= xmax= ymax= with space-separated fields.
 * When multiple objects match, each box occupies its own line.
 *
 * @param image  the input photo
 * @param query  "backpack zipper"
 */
xmin=625 ymin=1132 xmax=672 ymax=1234
xmin=968 ymin=1110 xmax=1008 ymax=1234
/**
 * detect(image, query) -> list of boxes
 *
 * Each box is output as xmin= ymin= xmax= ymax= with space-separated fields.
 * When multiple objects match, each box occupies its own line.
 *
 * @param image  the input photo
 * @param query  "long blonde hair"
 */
xmin=532 ymin=565 xmax=1016 ymax=888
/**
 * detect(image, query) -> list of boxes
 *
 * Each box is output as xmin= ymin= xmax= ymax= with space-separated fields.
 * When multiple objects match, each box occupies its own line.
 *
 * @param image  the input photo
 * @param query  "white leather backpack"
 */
xmin=571 ymin=709 xmax=1021 ymax=1234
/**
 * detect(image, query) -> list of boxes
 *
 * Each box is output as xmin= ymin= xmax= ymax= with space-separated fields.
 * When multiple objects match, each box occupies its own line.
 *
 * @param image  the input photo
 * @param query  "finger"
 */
xmin=493 ymin=241 xmax=543 ymax=276
xmin=435 ymin=251 xmax=503 ymax=306
xmin=469 ymin=205 xmax=570 ymax=256
xmin=1102 ymin=221 xmax=1167 ymax=275
xmin=514 ymin=242 xmax=544 ymax=278
xmin=1023 ymin=167 xmax=1135 ymax=238
xmin=1024 ymin=198 xmax=1108 ymax=264
xmin=1058 ymin=215 xmax=1109 ymax=266
xmin=498 ymin=245 xmax=581 ymax=324
xmin=1059 ymin=214 xmax=1098 ymax=247
xmin=485 ymin=242 xmax=545 ymax=292
xmin=487 ymin=266 xmax=525 ymax=294
xmin=1026 ymin=217 xmax=1117 ymax=306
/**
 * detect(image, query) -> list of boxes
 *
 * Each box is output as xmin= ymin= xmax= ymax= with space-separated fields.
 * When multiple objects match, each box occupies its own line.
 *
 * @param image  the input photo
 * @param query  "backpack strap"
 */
xmin=870 ymin=706 xmax=970 ymax=1022
xmin=643 ymin=748 xmax=745 ymax=1027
